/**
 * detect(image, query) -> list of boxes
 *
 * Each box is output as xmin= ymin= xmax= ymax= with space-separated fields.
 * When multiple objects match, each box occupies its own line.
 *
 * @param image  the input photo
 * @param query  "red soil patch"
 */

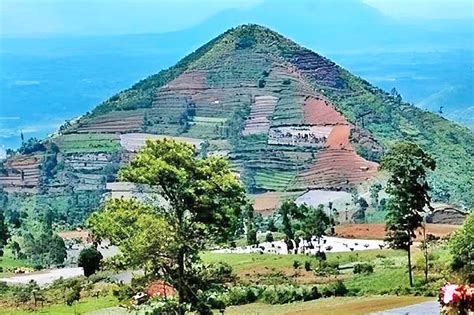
xmin=335 ymin=223 xmax=460 ymax=240
xmin=164 ymin=70 xmax=207 ymax=91
xmin=252 ymin=192 xmax=285 ymax=214
xmin=326 ymin=124 xmax=352 ymax=150
xmin=298 ymin=149 xmax=378 ymax=189
xmin=58 ymin=230 xmax=90 ymax=243
xmin=146 ymin=280 xmax=176 ymax=298
xmin=303 ymin=96 xmax=348 ymax=125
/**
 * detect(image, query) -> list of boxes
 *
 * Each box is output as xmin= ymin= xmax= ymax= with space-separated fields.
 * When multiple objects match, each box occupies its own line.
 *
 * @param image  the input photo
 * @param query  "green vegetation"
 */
xmin=381 ymin=142 xmax=436 ymax=287
xmin=18 ymin=137 xmax=46 ymax=155
xmin=200 ymin=249 xmax=405 ymax=273
xmin=0 ymin=276 xmax=119 ymax=315
xmin=53 ymin=134 xmax=121 ymax=154
xmin=78 ymin=246 xmax=103 ymax=277
xmin=330 ymin=69 xmax=473 ymax=207
xmin=4 ymin=25 xmax=470 ymax=233
xmin=275 ymin=200 xmax=331 ymax=254
xmin=0 ymin=256 xmax=30 ymax=276
xmin=448 ymin=212 xmax=473 ymax=276
xmin=88 ymin=139 xmax=248 ymax=314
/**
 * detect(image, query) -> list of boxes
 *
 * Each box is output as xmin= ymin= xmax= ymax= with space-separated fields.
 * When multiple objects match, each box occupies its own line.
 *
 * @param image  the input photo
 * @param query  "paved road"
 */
xmin=371 ymin=300 xmax=439 ymax=315
xmin=0 ymin=267 xmax=84 ymax=286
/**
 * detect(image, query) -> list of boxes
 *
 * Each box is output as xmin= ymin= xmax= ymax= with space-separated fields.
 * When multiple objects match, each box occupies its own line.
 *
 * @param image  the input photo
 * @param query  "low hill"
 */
xmin=0 ymin=24 xmax=472 ymax=226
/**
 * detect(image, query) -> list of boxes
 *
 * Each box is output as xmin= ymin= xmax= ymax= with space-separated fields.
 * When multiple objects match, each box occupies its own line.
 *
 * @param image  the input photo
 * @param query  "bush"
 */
xmin=265 ymin=232 xmax=274 ymax=243
xmin=332 ymin=280 xmax=348 ymax=296
xmin=247 ymin=228 xmax=257 ymax=245
xmin=353 ymin=263 xmax=374 ymax=274
xmin=322 ymin=280 xmax=348 ymax=297
xmin=139 ymin=297 xmax=184 ymax=314
xmin=226 ymin=286 xmax=258 ymax=305
xmin=78 ymin=246 xmax=103 ymax=277
xmin=304 ymin=261 xmax=312 ymax=271
xmin=293 ymin=260 xmax=301 ymax=269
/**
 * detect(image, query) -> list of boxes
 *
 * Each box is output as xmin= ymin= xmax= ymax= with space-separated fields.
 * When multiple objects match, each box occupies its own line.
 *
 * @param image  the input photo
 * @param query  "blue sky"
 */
xmin=1 ymin=0 xmax=473 ymax=37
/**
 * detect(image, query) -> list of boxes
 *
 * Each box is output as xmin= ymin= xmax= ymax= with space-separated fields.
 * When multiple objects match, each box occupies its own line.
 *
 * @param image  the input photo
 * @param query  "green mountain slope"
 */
xmin=1 ymin=25 xmax=472 ymax=227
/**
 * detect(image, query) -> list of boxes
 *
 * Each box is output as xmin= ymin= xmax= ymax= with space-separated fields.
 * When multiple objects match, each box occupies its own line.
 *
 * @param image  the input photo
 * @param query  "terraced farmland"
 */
xmin=53 ymin=133 xmax=121 ymax=154
xmin=0 ymin=155 xmax=41 ymax=192
xmin=297 ymin=149 xmax=378 ymax=189
xmin=254 ymin=168 xmax=296 ymax=191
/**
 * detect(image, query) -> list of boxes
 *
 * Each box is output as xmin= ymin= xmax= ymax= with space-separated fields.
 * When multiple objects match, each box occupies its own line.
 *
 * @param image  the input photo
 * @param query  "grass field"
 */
xmin=0 ymin=256 xmax=31 ymax=277
xmin=201 ymin=249 xmax=405 ymax=283
xmin=201 ymin=249 xmax=405 ymax=274
xmin=223 ymin=296 xmax=433 ymax=315
xmin=0 ymin=296 xmax=119 ymax=315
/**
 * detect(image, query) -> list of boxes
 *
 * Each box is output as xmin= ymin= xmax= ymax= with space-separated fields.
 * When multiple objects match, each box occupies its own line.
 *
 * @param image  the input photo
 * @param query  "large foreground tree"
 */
xmin=88 ymin=139 xmax=247 ymax=313
xmin=380 ymin=141 xmax=436 ymax=287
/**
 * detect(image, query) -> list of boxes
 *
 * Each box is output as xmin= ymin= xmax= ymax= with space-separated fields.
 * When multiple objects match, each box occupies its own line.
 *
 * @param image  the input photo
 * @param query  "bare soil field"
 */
xmin=58 ymin=230 xmax=90 ymax=243
xmin=335 ymin=223 xmax=460 ymax=240
xmin=303 ymin=96 xmax=347 ymax=125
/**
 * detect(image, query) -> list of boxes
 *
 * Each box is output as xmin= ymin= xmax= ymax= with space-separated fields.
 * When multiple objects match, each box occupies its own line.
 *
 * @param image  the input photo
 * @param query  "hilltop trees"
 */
xmin=380 ymin=142 xmax=436 ymax=287
xmin=88 ymin=139 xmax=247 ymax=314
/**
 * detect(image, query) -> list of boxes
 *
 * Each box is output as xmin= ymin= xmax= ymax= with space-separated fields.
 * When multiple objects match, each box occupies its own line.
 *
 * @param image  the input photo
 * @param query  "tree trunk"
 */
xmin=423 ymin=224 xmax=429 ymax=283
xmin=407 ymin=244 xmax=413 ymax=287
xmin=177 ymin=247 xmax=185 ymax=315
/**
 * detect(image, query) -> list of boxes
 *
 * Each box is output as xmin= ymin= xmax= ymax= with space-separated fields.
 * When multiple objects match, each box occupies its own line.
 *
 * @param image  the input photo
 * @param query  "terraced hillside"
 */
xmin=1 ymin=24 xmax=472 ymax=226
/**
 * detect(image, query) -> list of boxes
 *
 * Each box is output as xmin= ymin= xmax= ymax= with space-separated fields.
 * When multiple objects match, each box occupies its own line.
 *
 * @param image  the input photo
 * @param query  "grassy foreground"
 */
xmin=0 ymin=296 xmax=119 ymax=315
xmin=223 ymin=296 xmax=433 ymax=315
xmin=0 ymin=256 xmax=31 ymax=277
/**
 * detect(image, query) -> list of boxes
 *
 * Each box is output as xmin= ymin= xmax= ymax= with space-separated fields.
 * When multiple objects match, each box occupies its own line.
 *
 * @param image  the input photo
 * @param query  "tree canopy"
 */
xmin=78 ymin=246 xmax=103 ymax=277
xmin=380 ymin=141 xmax=436 ymax=286
xmin=449 ymin=212 xmax=473 ymax=275
xmin=277 ymin=201 xmax=330 ymax=253
xmin=88 ymin=138 xmax=248 ymax=313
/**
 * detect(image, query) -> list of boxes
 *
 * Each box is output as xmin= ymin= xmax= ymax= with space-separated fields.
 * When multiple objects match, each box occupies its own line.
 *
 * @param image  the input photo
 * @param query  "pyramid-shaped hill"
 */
xmin=1 ymin=25 xmax=472 ymax=223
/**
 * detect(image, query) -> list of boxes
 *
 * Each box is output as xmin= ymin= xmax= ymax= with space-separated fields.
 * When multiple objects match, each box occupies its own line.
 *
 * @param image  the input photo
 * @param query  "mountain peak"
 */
xmin=1 ymin=25 xmax=471 ymax=224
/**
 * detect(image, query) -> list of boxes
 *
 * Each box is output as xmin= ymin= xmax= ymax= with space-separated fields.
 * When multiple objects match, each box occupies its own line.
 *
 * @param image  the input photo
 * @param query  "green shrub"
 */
xmin=293 ymin=260 xmax=301 ymax=269
xmin=78 ymin=246 xmax=103 ymax=277
xmin=265 ymin=232 xmax=274 ymax=243
xmin=322 ymin=280 xmax=348 ymax=297
xmin=304 ymin=261 xmax=312 ymax=271
xmin=353 ymin=263 xmax=374 ymax=274
xmin=247 ymin=228 xmax=257 ymax=245
xmin=227 ymin=286 xmax=257 ymax=305
xmin=306 ymin=286 xmax=321 ymax=300
xmin=139 ymin=297 xmax=184 ymax=315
